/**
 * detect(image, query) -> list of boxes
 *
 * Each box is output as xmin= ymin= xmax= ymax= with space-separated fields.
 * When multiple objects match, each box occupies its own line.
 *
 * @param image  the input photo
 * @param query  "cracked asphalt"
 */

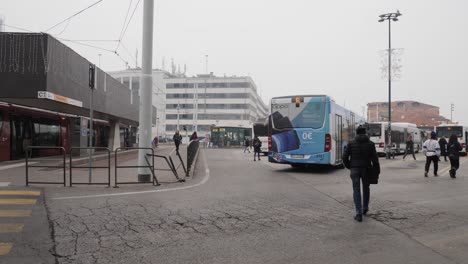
xmin=2 ymin=149 xmax=468 ymax=263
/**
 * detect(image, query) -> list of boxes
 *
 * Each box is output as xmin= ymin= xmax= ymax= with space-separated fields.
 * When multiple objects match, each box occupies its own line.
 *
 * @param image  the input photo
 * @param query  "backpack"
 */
xmin=254 ymin=140 xmax=261 ymax=147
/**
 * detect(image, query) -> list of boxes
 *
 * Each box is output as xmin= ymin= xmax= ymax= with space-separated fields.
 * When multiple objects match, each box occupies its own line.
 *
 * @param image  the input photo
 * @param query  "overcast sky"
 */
xmin=2 ymin=0 xmax=468 ymax=124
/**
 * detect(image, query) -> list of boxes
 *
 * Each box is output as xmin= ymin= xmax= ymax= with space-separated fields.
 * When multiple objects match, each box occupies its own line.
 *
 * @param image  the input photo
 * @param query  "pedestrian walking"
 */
xmin=422 ymin=131 xmax=441 ymax=177
xmin=402 ymin=134 xmax=416 ymax=160
xmin=343 ymin=126 xmax=380 ymax=222
xmin=190 ymin=131 xmax=198 ymax=141
xmin=447 ymin=134 xmax=462 ymax=178
xmin=438 ymin=136 xmax=448 ymax=162
xmin=253 ymin=136 xmax=262 ymax=161
xmin=173 ymin=130 xmax=182 ymax=154
xmin=152 ymin=136 xmax=158 ymax=148
xmin=243 ymin=138 xmax=251 ymax=153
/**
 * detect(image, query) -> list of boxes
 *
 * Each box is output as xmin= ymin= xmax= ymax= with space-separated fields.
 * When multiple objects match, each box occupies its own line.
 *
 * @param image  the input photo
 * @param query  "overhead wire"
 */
xmin=117 ymin=0 xmax=134 ymax=41
xmin=3 ymin=24 xmax=34 ymax=32
xmin=115 ymin=0 xmax=141 ymax=52
xmin=44 ymin=0 xmax=104 ymax=33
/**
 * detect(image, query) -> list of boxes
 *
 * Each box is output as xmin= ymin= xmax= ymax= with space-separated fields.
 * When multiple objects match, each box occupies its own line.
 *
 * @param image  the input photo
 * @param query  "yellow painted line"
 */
xmin=0 ymin=199 xmax=36 ymax=205
xmin=0 ymin=190 xmax=40 ymax=196
xmin=0 ymin=210 xmax=32 ymax=217
xmin=0 ymin=243 xmax=13 ymax=255
xmin=0 ymin=224 xmax=24 ymax=233
xmin=440 ymin=158 xmax=468 ymax=176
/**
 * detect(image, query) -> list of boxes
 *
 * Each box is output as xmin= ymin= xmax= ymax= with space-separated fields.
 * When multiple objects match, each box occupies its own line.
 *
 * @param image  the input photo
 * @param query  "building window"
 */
xmin=166 ymin=83 xmax=195 ymax=89
xmin=166 ymin=94 xmax=194 ymax=99
xmin=166 ymin=114 xmax=193 ymax=120
xmin=123 ymin=77 xmax=130 ymax=88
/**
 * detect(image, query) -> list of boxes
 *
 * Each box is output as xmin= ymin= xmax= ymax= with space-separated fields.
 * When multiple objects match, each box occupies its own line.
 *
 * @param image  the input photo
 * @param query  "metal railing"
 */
xmin=186 ymin=140 xmax=200 ymax=176
xmin=25 ymin=146 xmax=66 ymax=186
xmin=69 ymin=147 xmax=111 ymax=187
xmin=114 ymin=147 xmax=159 ymax=187
xmin=146 ymin=153 xmax=185 ymax=182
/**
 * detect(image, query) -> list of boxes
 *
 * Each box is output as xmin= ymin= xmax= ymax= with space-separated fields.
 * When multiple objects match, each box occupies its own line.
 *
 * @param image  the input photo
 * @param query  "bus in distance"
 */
xmin=268 ymin=95 xmax=365 ymax=167
xmin=435 ymin=124 xmax=468 ymax=155
xmin=252 ymin=121 xmax=269 ymax=155
xmin=367 ymin=122 xmax=422 ymax=156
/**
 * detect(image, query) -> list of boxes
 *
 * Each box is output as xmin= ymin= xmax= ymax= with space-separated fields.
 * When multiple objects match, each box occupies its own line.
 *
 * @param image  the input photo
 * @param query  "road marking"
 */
xmin=0 ymin=243 xmax=13 ymax=255
xmin=0 ymin=199 xmax=37 ymax=205
xmin=0 ymin=224 xmax=24 ymax=233
xmin=0 ymin=162 xmax=38 ymax=171
xmin=0 ymin=210 xmax=32 ymax=217
xmin=0 ymin=190 xmax=41 ymax=196
xmin=440 ymin=158 xmax=468 ymax=176
xmin=0 ymin=182 xmax=10 ymax=187
xmin=52 ymin=149 xmax=211 ymax=200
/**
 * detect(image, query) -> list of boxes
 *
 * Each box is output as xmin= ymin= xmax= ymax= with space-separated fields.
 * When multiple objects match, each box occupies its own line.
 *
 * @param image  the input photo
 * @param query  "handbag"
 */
xmin=366 ymin=166 xmax=379 ymax=185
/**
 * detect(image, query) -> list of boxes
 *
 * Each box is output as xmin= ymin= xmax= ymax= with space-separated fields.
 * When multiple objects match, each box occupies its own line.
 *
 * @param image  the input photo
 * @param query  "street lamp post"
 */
xmin=379 ymin=10 xmax=402 ymax=159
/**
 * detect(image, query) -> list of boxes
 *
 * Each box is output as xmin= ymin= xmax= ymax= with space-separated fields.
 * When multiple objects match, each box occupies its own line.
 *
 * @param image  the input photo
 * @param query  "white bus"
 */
xmin=435 ymin=124 xmax=468 ymax=155
xmin=367 ymin=122 xmax=422 ymax=155
xmin=253 ymin=121 xmax=269 ymax=155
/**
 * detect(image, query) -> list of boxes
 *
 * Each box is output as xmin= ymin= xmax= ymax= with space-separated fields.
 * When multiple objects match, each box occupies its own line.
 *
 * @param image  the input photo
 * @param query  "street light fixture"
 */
xmin=378 ymin=10 xmax=402 ymax=159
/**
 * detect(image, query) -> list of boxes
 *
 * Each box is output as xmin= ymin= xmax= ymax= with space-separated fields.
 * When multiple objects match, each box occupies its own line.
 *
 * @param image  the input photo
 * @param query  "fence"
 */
xmin=25 ymin=146 xmax=66 ymax=186
xmin=69 ymin=147 xmax=111 ymax=187
xmin=186 ymin=140 xmax=200 ymax=176
xmin=114 ymin=147 xmax=159 ymax=187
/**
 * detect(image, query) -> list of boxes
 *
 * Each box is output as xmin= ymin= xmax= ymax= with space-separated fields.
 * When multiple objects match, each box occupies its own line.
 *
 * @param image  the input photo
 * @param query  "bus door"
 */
xmin=334 ymin=115 xmax=343 ymax=164
xmin=0 ymin=111 xmax=10 ymax=161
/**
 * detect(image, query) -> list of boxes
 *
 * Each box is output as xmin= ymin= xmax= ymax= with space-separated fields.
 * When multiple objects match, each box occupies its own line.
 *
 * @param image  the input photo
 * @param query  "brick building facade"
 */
xmin=367 ymin=101 xmax=450 ymax=127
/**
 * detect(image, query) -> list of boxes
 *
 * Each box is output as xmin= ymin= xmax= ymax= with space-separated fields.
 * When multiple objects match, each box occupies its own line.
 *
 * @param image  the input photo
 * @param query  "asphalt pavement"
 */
xmin=1 ymin=148 xmax=468 ymax=263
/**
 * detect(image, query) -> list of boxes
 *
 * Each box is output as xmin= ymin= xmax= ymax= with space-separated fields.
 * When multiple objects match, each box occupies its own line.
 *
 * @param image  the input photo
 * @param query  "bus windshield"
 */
xmin=253 ymin=123 xmax=268 ymax=137
xmin=271 ymin=97 xmax=326 ymax=129
xmin=436 ymin=126 xmax=462 ymax=138
xmin=368 ymin=124 xmax=382 ymax=137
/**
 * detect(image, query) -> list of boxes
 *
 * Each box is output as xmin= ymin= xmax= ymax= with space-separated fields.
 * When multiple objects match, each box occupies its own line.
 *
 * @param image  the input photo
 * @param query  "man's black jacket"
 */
xmin=343 ymin=134 xmax=380 ymax=174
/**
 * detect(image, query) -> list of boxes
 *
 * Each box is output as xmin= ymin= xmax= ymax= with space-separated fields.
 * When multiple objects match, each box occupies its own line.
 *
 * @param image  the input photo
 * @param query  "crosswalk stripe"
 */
xmin=0 ymin=243 xmax=13 ymax=255
xmin=0 ymin=224 xmax=24 ymax=233
xmin=0 ymin=210 xmax=32 ymax=217
xmin=0 ymin=199 xmax=37 ymax=205
xmin=0 ymin=190 xmax=41 ymax=196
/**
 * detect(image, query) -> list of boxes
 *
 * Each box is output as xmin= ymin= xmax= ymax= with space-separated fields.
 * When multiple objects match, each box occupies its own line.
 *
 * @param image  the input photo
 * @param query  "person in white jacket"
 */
xmin=422 ymin=131 xmax=441 ymax=177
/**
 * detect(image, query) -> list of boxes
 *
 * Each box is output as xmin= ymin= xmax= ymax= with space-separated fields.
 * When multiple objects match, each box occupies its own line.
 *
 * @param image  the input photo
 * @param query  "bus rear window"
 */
xmin=436 ymin=126 xmax=462 ymax=138
xmin=368 ymin=124 xmax=382 ymax=137
xmin=253 ymin=124 xmax=268 ymax=137
xmin=271 ymin=100 xmax=326 ymax=129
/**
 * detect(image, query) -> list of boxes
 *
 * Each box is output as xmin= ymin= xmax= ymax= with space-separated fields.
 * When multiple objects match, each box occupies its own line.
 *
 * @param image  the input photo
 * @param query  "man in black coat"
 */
xmin=343 ymin=126 xmax=380 ymax=222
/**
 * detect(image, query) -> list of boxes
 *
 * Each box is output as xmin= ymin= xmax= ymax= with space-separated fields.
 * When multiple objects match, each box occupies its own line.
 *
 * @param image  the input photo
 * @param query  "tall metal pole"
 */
xmin=137 ymin=0 xmax=154 ymax=182
xmin=88 ymin=64 xmax=96 ymax=183
xmin=379 ymin=11 xmax=401 ymax=158
xmin=387 ymin=19 xmax=392 ymax=159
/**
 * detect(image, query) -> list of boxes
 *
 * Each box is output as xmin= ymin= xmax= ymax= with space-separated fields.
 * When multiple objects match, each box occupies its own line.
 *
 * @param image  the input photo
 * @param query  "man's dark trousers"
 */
xmin=350 ymin=168 xmax=370 ymax=215
xmin=425 ymin=156 xmax=439 ymax=174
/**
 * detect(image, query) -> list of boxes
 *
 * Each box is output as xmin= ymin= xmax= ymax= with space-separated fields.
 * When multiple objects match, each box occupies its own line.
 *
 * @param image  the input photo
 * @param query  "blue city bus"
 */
xmin=268 ymin=95 xmax=365 ymax=167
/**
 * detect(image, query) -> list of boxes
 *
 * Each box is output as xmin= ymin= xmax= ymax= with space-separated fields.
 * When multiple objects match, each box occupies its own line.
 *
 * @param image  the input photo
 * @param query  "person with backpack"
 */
xmin=422 ymin=131 xmax=441 ymax=177
xmin=173 ymin=130 xmax=182 ymax=154
xmin=447 ymin=134 xmax=462 ymax=178
xmin=343 ymin=126 xmax=380 ymax=222
xmin=253 ymin=136 xmax=262 ymax=161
